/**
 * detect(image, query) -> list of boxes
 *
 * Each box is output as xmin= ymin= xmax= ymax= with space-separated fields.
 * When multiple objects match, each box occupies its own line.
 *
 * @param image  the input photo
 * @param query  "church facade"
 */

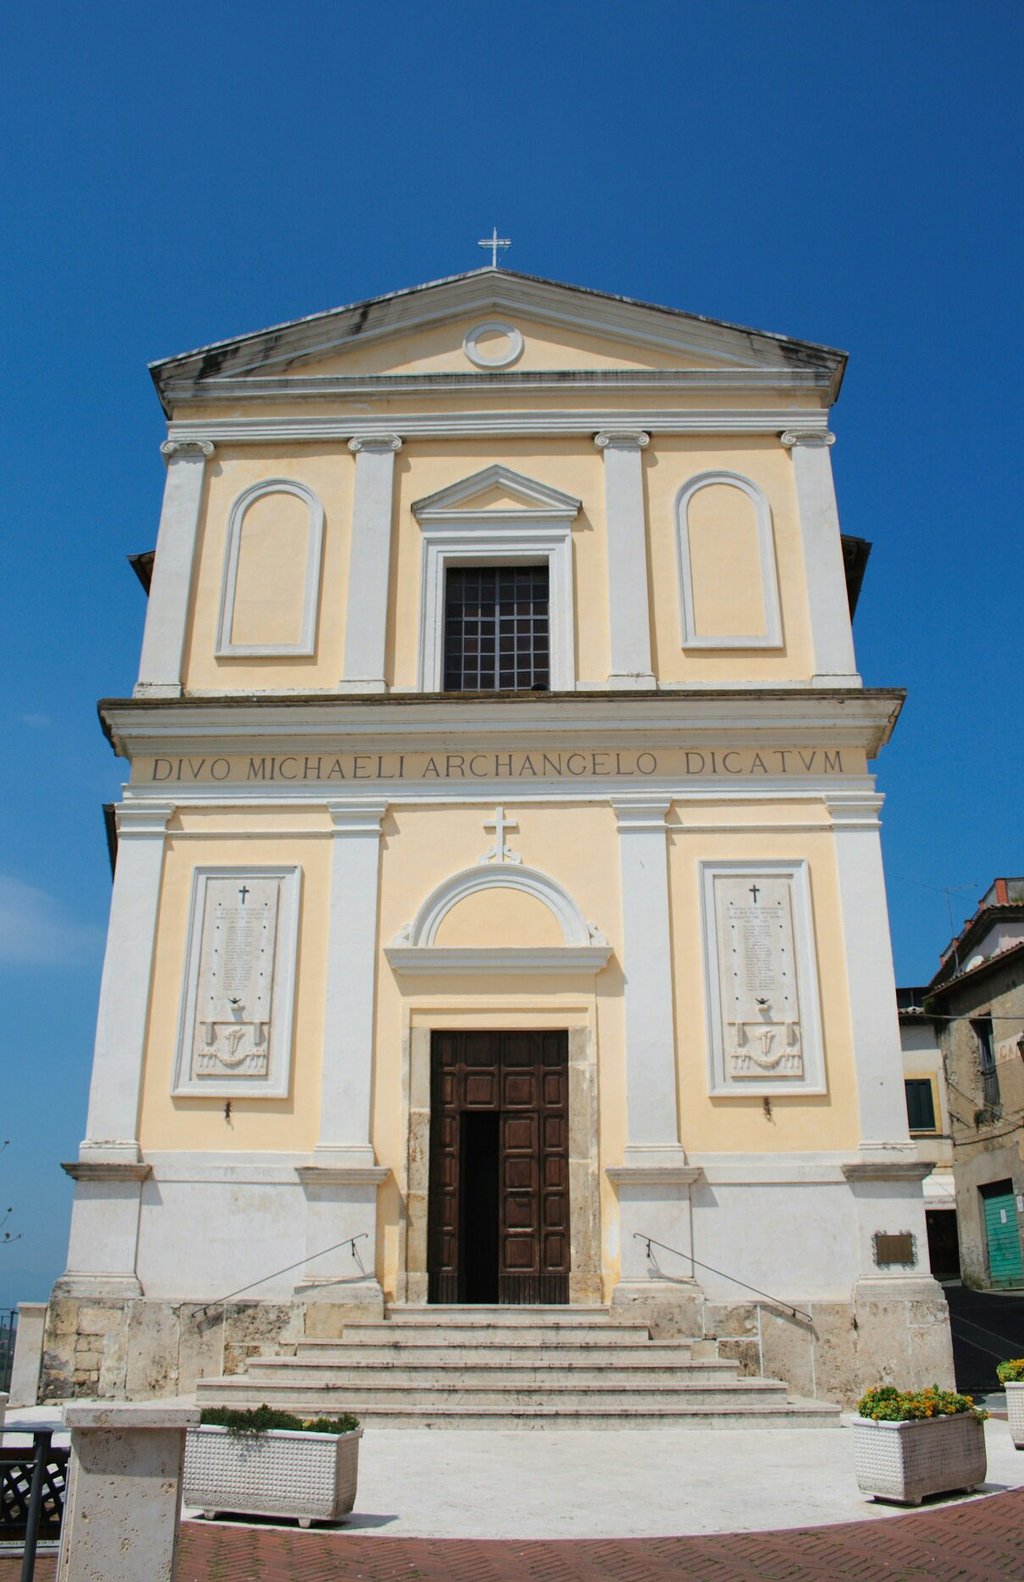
xmin=44 ymin=269 xmax=953 ymax=1404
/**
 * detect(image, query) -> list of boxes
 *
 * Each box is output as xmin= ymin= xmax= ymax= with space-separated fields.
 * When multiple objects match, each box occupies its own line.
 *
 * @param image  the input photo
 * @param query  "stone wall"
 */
xmin=41 ymin=1283 xmax=953 ymax=1409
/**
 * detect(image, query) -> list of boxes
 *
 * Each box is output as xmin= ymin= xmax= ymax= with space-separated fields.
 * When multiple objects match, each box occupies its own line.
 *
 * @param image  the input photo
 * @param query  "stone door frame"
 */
xmin=400 ymin=1019 xmax=602 ymax=1304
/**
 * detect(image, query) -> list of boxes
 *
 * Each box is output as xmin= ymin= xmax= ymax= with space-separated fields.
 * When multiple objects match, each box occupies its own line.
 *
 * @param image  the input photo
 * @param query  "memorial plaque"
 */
xmin=190 ymin=876 xmax=280 ymax=1079
xmin=715 ymin=873 xmax=804 ymax=1079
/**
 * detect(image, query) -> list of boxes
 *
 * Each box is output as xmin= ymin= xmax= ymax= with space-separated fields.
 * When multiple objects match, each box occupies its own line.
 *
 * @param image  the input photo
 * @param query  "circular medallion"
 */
xmin=462 ymin=321 xmax=524 ymax=369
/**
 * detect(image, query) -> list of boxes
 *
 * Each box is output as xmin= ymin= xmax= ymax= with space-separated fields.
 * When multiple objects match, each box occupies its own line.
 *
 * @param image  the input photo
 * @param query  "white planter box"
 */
xmin=854 ymin=1413 xmax=986 ymax=1505
xmin=1005 ymin=1380 xmax=1024 ymax=1449
xmin=183 ymin=1424 xmax=362 ymax=1526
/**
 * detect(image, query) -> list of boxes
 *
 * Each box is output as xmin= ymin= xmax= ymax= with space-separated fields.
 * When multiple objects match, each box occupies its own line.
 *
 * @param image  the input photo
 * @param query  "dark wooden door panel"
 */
xmin=428 ymin=1030 xmax=570 ymax=1305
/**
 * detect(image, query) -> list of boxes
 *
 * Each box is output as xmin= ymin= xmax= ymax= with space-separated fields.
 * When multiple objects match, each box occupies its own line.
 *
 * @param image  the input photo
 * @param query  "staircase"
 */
xmin=195 ymin=1306 xmax=839 ymax=1429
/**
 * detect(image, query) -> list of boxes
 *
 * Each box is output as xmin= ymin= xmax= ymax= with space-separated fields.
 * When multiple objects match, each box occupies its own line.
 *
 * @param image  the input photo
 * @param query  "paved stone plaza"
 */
xmin=4 ymin=1416 xmax=1024 ymax=1579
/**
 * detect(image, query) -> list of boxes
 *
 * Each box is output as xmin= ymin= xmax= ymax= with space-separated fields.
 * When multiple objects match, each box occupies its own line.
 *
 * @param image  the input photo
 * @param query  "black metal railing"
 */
xmin=201 ymin=1232 xmax=369 ymax=1315
xmin=634 ymin=1233 xmax=813 ymax=1324
xmin=0 ymin=1309 xmax=16 ymax=1393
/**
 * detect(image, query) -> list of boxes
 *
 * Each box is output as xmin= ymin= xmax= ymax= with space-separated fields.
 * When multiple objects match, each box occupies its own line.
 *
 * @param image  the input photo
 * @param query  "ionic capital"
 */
xmin=160 ymin=438 xmax=215 ymax=461
xmin=348 ymin=433 xmax=403 ymax=454
xmin=780 ymin=430 xmax=835 ymax=449
xmin=595 ymin=430 xmax=650 ymax=451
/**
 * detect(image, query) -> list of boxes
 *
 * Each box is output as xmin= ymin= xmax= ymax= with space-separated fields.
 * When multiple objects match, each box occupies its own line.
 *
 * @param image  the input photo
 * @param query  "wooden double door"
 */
xmin=427 ymin=1030 xmax=570 ymax=1304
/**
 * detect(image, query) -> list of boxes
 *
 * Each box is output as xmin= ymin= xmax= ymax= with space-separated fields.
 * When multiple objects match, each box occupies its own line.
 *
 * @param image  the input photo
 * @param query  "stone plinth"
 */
xmin=58 ymin=1400 xmax=200 ymax=1582
xmin=9 ymin=1302 xmax=47 ymax=1406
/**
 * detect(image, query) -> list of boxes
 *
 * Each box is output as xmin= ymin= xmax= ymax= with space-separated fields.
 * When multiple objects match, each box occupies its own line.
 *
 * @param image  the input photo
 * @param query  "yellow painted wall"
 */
xmin=177 ymin=432 xmax=817 ymax=694
xmin=140 ymin=799 xmax=861 ymax=1163
xmin=183 ymin=447 xmax=352 ymax=693
xmin=277 ymin=314 xmax=723 ymax=377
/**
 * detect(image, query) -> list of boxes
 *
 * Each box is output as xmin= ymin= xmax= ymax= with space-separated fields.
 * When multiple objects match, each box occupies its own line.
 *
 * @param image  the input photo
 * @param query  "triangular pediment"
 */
xmin=412 ymin=465 xmax=581 ymax=522
xmin=151 ymin=269 xmax=846 ymax=412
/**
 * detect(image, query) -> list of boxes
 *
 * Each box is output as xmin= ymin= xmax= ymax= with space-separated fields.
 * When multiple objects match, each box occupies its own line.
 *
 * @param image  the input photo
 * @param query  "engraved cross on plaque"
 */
xmin=748 ymin=884 xmax=761 ymax=904
xmin=482 ymin=806 xmax=522 ymax=864
xmin=238 ymin=885 xmax=250 ymax=904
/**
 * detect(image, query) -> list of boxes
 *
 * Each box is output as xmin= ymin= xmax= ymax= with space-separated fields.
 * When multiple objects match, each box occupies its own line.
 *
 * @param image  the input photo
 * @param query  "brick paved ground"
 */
xmin=5 ymin=1488 xmax=1024 ymax=1582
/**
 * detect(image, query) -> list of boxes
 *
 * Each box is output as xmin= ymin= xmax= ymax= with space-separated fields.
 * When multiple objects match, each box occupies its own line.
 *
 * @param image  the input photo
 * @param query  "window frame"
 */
xmin=904 ymin=1075 xmax=939 ymax=1135
xmin=412 ymin=466 xmax=580 ymax=693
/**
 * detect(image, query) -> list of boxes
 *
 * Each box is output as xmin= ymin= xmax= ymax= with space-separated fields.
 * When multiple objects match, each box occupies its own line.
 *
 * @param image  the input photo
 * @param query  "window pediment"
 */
xmin=412 ymin=465 xmax=581 ymax=524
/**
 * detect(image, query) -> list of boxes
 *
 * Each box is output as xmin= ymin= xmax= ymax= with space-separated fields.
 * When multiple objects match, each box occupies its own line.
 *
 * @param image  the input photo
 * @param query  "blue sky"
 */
xmin=2 ymin=0 xmax=1021 ymax=1309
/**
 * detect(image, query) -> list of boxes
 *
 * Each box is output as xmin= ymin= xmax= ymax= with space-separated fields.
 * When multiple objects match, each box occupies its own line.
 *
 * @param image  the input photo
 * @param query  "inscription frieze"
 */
xmin=139 ymin=745 xmax=855 ymax=786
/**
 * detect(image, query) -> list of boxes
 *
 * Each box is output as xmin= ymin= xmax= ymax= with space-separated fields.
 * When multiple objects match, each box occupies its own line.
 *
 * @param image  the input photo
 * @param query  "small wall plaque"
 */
xmin=873 ymin=1231 xmax=917 ymax=1269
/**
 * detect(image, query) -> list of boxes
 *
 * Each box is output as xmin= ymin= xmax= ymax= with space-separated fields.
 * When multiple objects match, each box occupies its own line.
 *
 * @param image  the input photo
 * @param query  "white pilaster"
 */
xmin=609 ymin=797 xmax=700 ymax=1316
xmin=780 ymin=430 xmax=859 ymax=685
xmin=135 ymin=441 xmax=214 ymax=698
xmin=81 ymin=802 xmax=173 ymax=1164
xmin=305 ymin=799 xmax=389 ymax=1303
xmin=315 ymin=800 xmax=389 ymax=1167
xmin=612 ymin=797 xmax=683 ymax=1163
xmin=828 ymin=794 xmax=914 ymax=1152
xmin=339 ymin=435 xmax=402 ymax=693
xmin=594 ymin=431 xmax=655 ymax=688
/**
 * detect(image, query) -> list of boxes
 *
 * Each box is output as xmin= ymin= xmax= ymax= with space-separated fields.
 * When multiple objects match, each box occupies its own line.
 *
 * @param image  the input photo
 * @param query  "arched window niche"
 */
xmin=385 ymin=864 xmax=611 ymax=976
xmin=675 ymin=472 xmax=783 ymax=649
xmin=216 ymin=478 xmax=325 ymax=657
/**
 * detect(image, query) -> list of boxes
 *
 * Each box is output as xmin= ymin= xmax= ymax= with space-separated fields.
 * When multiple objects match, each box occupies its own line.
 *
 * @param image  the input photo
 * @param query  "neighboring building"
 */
xmin=924 ymin=880 xmax=1024 ymax=1290
xmin=897 ymin=988 xmax=958 ymax=1277
xmin=44 ymin=267 xmax=953 ymax=1406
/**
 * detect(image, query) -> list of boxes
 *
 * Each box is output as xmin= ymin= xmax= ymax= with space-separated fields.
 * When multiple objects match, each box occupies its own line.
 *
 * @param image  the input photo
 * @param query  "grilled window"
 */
xmin=974 ymin=1015 xmax=1000 ymax=1108
xmin=904 ymin=1078 xmax=937 ymax=1133
xmin=443 ymin=566 xmax=550 ymax=692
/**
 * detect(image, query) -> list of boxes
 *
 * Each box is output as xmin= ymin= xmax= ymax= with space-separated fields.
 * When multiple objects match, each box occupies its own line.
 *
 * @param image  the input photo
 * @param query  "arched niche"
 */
xmin=385 ymin=864 xmax=611 ymax=976
xmin=216 ymin=478 xmax=324 ymax=656
xmin=676 ymin=471 xmax=783 ymax=649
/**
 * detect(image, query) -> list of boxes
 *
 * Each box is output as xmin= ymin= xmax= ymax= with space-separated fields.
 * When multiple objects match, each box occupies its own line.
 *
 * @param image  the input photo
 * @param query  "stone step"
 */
xmin=196 ymin=1375 xmax=793 ymax=1410
xmin=241 ymin=1359 xmax=740 ymax=1388
xmin=384 ymin=1305 xmax=613 ymax=1323
xmin=323 ymin=1322 xmax=649 ymax=1346
xmin=289 ymin=1341 xmax=702 ymax=1366
xmin=192 ymin=1378 xmax=838 ymax=1430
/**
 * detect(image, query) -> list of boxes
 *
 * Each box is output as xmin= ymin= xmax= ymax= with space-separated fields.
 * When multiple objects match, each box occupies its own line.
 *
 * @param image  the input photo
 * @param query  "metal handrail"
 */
xmin=202 ymin=1232 xmax=369 ymax=1313
xmin=634 ymin=1233 xmax=813 ymax=1324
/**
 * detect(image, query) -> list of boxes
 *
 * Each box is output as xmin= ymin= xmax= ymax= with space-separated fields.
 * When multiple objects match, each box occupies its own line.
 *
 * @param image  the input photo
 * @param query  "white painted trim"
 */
xmin=167 ymin=410 xmax=832 ymax=445
xmin=397 ymin=861 xmax=599 ymax=947
xmin=412 ymin=463 xmax=581 ymax=519
xmin=781 ymin=432 xmax=860 ymax=682
xmin=215 ymin=480 xmax=324 ymax=657
xmin=80 ymin=801 xmax=174 ymax=1164
xmin=827 ymin=797 xmax=912 ymax=1148
xmin=340 ymin=437 xmax=402 ymax=691
xmin=594 ymin=432 xmax=655 ymax=687
xmin=160 ymin=368 xmax=832 ymax=403
xmin=315 ymin=800 xmax=388 ymax=1164
xmin=612 ymin=797 xmax=683 ymax=1155
xmin=172 ymin=866 xmax=301 ymax=1098
xmin=414 ymin=467 xmax=578 ymax=692
xmin=135 ymin=444 xmax=213 ymax=697
xmin=462 ymin=321 xmax=524 ymax=368
xmin=676 ymin=472 xmax=783 ymax=649
xmin=699 ymin=859 xmax=826 ymax=1097
xmin=386 ymin=945 xmax=611 ymax=975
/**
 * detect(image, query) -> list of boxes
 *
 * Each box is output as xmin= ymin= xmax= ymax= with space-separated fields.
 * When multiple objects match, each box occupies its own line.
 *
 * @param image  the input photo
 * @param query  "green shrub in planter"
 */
xmin=186 ymin=1403 xmax=363 ymax=1525
xmin=856 ymin=1384 xmax=987 ymax=1422
xmin=200 ymin=1404 xmax=359 ymax=1436
xmin=854 ymin=1385 xmax=987 ymax=1504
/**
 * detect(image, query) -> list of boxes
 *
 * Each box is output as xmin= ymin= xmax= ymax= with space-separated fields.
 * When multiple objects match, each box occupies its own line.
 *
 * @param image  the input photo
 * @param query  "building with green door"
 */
xmin=923 ymin=879 xmax=1024 ymax=1290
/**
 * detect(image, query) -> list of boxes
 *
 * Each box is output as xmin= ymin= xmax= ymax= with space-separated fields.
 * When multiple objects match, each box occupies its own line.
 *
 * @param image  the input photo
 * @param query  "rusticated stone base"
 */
xmin=40 ymin=1292 xmax=385 ymax=1404
xmin=40 ymin=1281 xmax=953 ymax=1409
